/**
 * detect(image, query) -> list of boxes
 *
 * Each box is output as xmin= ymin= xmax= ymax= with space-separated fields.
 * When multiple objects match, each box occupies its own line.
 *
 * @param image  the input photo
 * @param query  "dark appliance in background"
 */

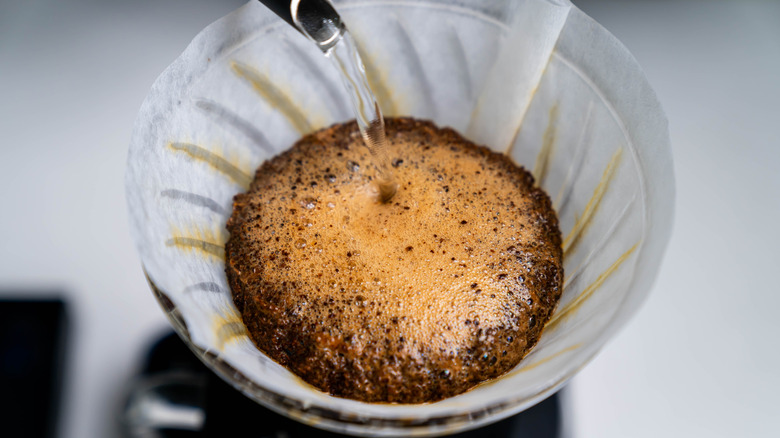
xmin=0 ymin=298 xmax=68 ymax=438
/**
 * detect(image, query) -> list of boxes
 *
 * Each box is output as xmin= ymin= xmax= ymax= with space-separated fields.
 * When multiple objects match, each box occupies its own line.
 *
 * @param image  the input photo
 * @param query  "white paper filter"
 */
xmin=126 ymin=0 xmax=673 ymax=435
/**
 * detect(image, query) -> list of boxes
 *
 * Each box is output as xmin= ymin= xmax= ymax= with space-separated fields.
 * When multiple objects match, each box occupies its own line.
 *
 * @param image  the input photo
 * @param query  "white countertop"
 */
xmin=1 ymin=1 xmax=778 ymax=437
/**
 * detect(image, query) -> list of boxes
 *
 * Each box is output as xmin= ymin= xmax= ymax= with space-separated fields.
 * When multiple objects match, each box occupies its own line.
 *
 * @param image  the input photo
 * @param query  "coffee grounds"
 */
xmin=225 ymin=118 xmax=562 ymax=403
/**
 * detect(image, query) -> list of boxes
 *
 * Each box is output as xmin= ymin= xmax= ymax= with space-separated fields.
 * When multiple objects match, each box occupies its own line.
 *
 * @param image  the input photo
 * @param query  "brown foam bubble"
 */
xmin=225 ymin=118 xmax=563 ymax=403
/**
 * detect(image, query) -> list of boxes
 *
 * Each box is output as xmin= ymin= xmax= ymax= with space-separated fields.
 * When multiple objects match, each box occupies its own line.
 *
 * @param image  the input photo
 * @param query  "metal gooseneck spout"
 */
xmin=258 ymin=0 xmax=346 ymax=52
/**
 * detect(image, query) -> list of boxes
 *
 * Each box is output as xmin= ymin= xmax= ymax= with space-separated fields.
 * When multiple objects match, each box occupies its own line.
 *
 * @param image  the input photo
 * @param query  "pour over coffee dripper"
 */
xmin=125 ymin=0 xmax=674 ymax=436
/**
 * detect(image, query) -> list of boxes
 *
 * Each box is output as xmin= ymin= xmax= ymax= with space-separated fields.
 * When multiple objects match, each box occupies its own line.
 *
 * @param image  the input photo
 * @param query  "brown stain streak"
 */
xmin=507 ymin=343 xmax=582 ymax=377
xmin=554 ymin=101 xmax=594 ymax=210
xmin=563 ymin=197 xmax=636 ymax=288
xmin=168 ymin=142 xmax=251 ymax=188
xmin=501 ymin=80 xmax=544 ymax=156
xmin=466 ymin=97 xmax=486 ymax=140
xmin=166 ymin=237 xmax=225 ymax=260
xmin=503 ymin=50 xmax=558 ymax=156
xmin=230 ymin=61 xmax=313 ymax=134
xmin=532 ymin=104 xmax=558 ymax=187
xmin=447 ymin=22 xmax=473 ymax=100
xmin=215 ymin=319 xmax=249 ymax=350
xmin=563 ymin=147 xmax=622 ymax=257
xmin=546 ymin=242 xmax=638 ymax=332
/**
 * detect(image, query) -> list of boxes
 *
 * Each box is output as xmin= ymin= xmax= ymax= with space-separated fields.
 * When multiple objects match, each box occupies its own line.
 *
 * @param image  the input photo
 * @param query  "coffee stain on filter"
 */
xmin=213 ymin=312 xmax=250 ymax=351
xmin=507 ymin=343 xmax=581 ymax=378
xmin=231 ymin=61 xmax=315 ymax=135
xmin=546 ymin=242 xmax=638 ymax=332
xmin=563 ymin=147 xmax=622 ymax=258
xmin=168 ymin=142 xmax=252 ymax=188
xmin=166 ymin=225 xmax=227 ymax=260
xmin=532 ymin=104 xmax=558 ymax=187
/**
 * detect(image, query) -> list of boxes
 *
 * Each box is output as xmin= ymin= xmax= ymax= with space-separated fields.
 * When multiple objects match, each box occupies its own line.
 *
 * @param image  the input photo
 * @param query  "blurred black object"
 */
xmin=122 ymin=332 xmax=561 ymax=437
xmin=0 ymin=299 xmax=68 ymax=438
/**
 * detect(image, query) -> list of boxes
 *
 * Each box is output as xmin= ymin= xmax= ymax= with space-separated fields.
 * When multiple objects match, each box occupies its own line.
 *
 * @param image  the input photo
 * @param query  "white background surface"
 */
xmin=1 ymin=1 xmax=778 ymax=437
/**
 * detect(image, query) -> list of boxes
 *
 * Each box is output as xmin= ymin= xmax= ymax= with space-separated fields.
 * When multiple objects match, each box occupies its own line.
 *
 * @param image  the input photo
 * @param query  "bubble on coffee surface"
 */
xmin=225 ymin=118 xmax=563 ymax=403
